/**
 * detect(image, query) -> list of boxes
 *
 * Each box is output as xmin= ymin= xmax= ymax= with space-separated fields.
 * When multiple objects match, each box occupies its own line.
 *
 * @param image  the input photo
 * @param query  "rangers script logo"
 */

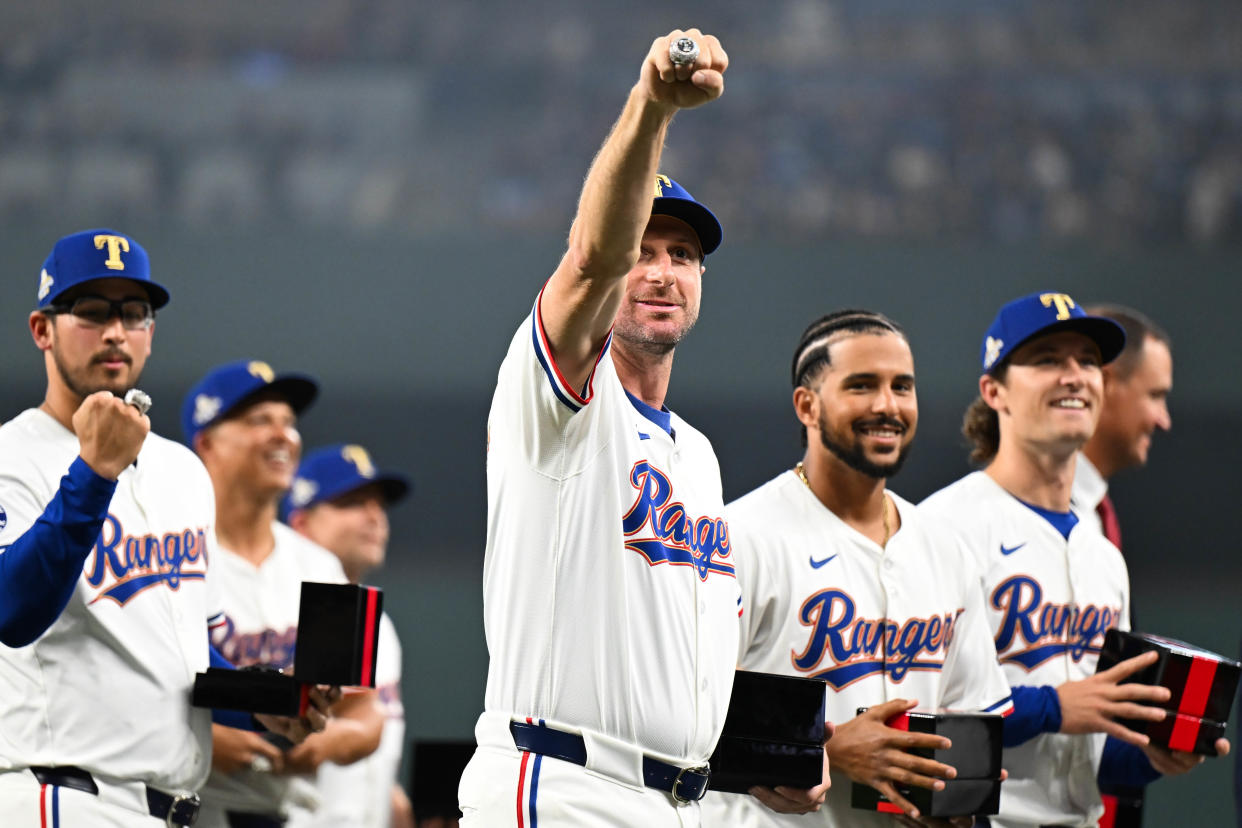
xmin=792 ymin=589 xmax=963 ymax=689
xmin=991 ymin=575 xmax=1122 ymax=670
xmin=622 ymin=460 xmax=733 ymax=580
xmin=86 ymin=513 xmax=209 ymax=605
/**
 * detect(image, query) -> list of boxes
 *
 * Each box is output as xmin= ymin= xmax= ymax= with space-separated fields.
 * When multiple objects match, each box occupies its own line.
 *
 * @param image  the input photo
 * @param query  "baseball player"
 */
xmin=184 ymin=361 xmax=386 ymax=828
xmin=0 ymin=230 xmax=331 ymax=828
xmin=284 ymin=443 xmax=414 ymax=828
xmin=458 ymin=28 xmax=829 ymax=827
xmin=1069 ymin=306 xmax=1172 ymax=826
xmin=701 ymin=310 xmax=1014 ymax=828
xmin=920 ymin=291 xmax=1228 ymax=827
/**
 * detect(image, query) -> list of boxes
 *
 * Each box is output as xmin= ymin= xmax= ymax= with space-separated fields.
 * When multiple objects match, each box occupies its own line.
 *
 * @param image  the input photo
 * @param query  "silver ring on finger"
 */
xmin=123 ymin=388 xmax=152 ymax=415
xmin=669 ymin=37 xmax=699 ymax=67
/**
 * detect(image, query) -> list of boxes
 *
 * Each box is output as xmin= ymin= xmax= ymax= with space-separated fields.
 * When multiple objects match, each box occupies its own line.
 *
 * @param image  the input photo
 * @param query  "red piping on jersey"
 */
xmin=516 ymin=715 xmax=535 ymax=828
xmin=534 ymin=282 xmax=609 ymax=407
xmin=39 ymin=783 xmax=48 ymax=828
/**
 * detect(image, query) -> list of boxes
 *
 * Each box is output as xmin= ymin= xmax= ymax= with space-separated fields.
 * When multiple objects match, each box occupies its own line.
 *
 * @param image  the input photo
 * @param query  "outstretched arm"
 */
xmin=540 ymin=28 xmax=727 ymax=390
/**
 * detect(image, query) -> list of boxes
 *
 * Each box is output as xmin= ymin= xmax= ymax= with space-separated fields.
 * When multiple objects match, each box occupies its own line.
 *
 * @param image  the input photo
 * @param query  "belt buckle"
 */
xmin=165 ymin=792 xmax=201 ymax=827
xmin=671 ymin=764 xmax=710 ymax=803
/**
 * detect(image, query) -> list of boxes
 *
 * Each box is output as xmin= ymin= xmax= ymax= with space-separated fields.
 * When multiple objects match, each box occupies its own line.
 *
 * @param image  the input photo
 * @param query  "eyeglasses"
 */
xmin=45 ymin=296 xmax=155 ymax=330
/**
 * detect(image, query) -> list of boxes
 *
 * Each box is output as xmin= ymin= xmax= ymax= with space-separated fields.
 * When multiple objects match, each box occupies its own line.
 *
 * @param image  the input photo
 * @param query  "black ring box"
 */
xmin=707 ymin=670 xmax=826 ymax=794
xmin=192 ymin=582 xmax=384 ymax=716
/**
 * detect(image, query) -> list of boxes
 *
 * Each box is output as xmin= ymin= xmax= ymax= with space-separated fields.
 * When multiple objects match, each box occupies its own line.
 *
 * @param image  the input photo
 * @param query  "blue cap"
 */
xmin=182 ymin=359 xmax=319 ymax=447
xmin=282 ymin=444 xmax=411 ymax=519
xmin=651 ymin=175 xmax=722 ymax=257
xmin=981 ymin=291 xmax=1126 ymax=373
xmin=38 ymin=229 xmax=170 ymax=310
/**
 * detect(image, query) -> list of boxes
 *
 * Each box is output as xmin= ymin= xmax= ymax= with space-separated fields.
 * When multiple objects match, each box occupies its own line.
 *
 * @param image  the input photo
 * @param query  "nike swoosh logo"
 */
xmin=809 ymin=554 xmax=838 ymax=569
xmin=1000 ymin=543 xmax=1027 ymax=556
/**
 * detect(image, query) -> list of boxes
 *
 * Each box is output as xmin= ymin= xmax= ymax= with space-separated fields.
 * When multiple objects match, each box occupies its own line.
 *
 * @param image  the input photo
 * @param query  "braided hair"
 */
xmin=791 ymin=310 xmax=907 ymax=446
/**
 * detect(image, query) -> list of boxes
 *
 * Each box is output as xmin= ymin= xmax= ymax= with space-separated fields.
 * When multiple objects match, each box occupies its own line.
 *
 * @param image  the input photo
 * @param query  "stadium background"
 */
xmin=2 ymin=1 xmax=1239 ymax=822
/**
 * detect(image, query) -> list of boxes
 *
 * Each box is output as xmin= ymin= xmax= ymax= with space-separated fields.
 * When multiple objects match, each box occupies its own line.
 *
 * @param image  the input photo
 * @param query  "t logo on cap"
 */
xmin=1040 ymin=292 xmax=1075 ymax=320
xmin=653 ymin=174 xmax=672 ymax=198
xmin=94 ymin=234 xmax=131 ymax=271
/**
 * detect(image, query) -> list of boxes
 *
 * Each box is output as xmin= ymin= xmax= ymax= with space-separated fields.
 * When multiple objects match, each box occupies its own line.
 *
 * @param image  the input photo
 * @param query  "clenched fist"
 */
xmin=638 ymin=29 xmax=728 ymax=112
xmin=72 ymin=390 xmax=150 ymax=480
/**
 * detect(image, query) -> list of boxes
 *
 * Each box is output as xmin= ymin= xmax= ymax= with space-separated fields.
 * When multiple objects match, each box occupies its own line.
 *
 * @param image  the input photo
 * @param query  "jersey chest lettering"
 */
xmin=84 ymin=513 xmax=209 ymax=605
xmin=622 ymin=460 xmax=734 ymax=581
xmin=991 ymin=575 xmax=1121 ymax=669
xmin=211 ymin=616 xmax=298 ymax=669
xmin=792 ymin=588 xmax=962 ymax=689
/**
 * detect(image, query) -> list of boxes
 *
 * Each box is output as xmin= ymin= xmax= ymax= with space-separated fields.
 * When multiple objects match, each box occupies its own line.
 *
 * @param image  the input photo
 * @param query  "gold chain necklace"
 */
xmin=794 ymin=461 xmax=892 ymax=547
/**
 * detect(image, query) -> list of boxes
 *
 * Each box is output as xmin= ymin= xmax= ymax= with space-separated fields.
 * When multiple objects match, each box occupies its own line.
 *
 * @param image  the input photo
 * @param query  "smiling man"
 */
xmin=701 ymin=310 xmax=1013 ymax=828
xmin=184 ymin=362 xmax=384 ymax=828
xmin=921 ymin=292 xmax=1227 ymax=827
xmin=458 ymin=28 xmax=830 ymax=827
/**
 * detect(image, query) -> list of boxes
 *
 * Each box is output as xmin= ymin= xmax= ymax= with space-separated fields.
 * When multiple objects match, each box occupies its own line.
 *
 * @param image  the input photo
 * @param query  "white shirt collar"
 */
xmin=1071 ymin=451 xmax=1108 ymax=513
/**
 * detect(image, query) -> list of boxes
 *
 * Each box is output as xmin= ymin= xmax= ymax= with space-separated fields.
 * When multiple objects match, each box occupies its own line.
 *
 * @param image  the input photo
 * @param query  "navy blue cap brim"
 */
xmin=328 ymin=474 xmax=411 ymax=506
xmin=46 ymin=276 xmax=171 ymax=310
xmin=216 ymin=375 xmax=319 ymax=422
xmin=992 ymin=317 xmax=1126 ymax=373
xmin=652 ymin=197 xmax=722 ymax=257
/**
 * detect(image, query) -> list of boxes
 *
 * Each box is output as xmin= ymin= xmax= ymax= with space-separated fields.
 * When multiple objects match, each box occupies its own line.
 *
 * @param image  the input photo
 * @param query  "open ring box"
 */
xmin=192 ymin=582 xmax=383 ymax=716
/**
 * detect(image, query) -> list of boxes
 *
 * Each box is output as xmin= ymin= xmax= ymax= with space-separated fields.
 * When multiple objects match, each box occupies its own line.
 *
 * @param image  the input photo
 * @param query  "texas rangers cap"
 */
xmin=651 ymin=175 xmax=722 ymax=257
xmin=182 ymin=359 xmax=319 ymax=446
xmin=37 ymin=229 xmax=170 ymax=310
xmin=283 ymin=444 xmax=411 ymax=519
xmin=981 ymin=291 xmax=1126 ymax=374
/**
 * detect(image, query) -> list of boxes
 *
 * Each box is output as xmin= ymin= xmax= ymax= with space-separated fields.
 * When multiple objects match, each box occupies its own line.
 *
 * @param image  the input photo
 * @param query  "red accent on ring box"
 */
xmin=1096 ymin=629 xmax=1240 ymax=722
xmin=851 ymin=778 xmax=1002 ymax=817
xmin=869 ymin=709 xmax=1003 ymax=779
xmin=294 ymin=582 xmax=384 ymax=688
xmin=1148 ymin=711 xmax=1226 ymax=756
xmin=191 ymin=582 xmax=385 ymax=715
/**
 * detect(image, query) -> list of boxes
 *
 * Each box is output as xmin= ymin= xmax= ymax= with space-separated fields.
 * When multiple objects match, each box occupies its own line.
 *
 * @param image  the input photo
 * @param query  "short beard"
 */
xmin=51 ymin=342 xmax=136 ymax=399
xmin=612 ymin=314 xmax=697 ymax=357
xmin=818 ymin=411 xmax=912 ymax=480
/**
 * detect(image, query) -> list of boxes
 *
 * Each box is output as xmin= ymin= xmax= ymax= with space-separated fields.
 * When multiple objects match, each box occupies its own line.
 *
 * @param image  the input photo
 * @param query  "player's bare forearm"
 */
xmin=542 ymin=28 xmax=726 ymax=385
xmin=283 ymin=689 xmax=384 ymax=771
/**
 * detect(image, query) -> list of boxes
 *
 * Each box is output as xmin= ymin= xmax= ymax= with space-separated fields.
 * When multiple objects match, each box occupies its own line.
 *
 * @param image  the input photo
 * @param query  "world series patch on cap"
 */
xmin=980 ymin=291 xmax=1125 ymax=373
xmin=38 ymin=229 xmax=171 ymax=309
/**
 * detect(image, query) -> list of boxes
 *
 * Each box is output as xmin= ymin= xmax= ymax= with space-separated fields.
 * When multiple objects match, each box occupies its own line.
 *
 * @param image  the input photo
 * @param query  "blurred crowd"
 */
xmin=2 ymin=0 xmax=1240 ymax=243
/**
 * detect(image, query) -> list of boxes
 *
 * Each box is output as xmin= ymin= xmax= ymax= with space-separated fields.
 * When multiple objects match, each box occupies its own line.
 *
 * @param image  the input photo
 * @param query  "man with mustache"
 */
xmin=0 ymin=230 xmax=332 ymax=827
xmin=184 ymin=362 xmax=385 ymax=828
xmin=701 ymin=310 xmax=1014 ymax=828
xmin=921 ymin=292 xmax=1227 ymax=827
xmin=458 ymin=27 xmax=830 ymax=827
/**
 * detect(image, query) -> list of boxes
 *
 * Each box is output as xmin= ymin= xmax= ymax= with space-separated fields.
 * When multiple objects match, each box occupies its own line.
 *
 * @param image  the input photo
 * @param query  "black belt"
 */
xmin=29 ymin=765 xmax=200 ymax=826
xmin=226 ymin=811 xmax=286 ymax=828
xmin=509 ymin=721 xmax=711 ymax=803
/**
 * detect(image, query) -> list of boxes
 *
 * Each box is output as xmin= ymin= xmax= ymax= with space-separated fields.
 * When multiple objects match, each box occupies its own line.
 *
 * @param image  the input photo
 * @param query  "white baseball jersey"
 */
xmin=921 ymin=471 xmax=1130 ymax=828
xmin=700 ymin=472 xmax=1014 ymax=828
xmin=288 ymin=612 xmax=404 ymax=828
xmin=462 ymin=292 xmax=740 ymax=817
xmin=1069 ymin=453 xmax=1107 ymax=539
xmin=197 ymin=522 xmax=347 ymax=826
xmin=0 ymin=408 xmax=218 ymax=793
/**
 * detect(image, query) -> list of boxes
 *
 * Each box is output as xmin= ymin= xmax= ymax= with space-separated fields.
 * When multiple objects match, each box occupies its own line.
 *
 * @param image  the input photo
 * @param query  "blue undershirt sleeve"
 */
xmin=1098 ymin=736 xmax=1161 ymax=788
xmin=1003 ymin=685 xmax=1063 ymax=747
xmin=0 ymin=457 xmax=115 ymax=648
